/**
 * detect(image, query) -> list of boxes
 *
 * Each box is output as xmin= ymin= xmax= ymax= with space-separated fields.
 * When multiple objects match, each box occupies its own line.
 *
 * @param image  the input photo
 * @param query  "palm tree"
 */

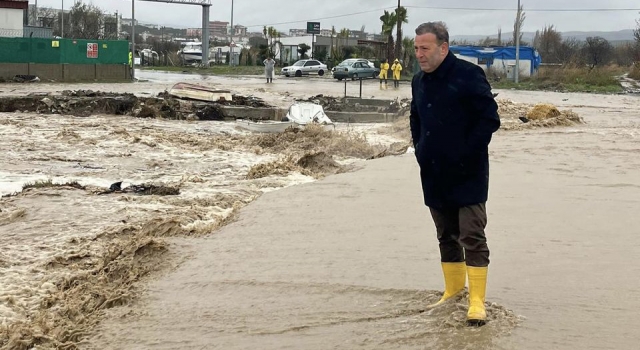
xmin=380 ymin=10 xmax=397 ymax=62
xmin=331 ymin=26 xmax=336 ymax=63
xmin=264 ymin=26 xmax=278 ymax=57
xmin=339 ymin=28 xmax=350 ymax=60
xmin=394 ymin=6 xmax=409 ymax=61
xmin=402 ymin=36 xmax=415 ymax=74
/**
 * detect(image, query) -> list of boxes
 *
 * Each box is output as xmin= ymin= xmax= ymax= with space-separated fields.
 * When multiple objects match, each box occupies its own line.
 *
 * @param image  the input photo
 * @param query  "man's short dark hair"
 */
xmin=415 ymin=22 xmax=449 ymax=45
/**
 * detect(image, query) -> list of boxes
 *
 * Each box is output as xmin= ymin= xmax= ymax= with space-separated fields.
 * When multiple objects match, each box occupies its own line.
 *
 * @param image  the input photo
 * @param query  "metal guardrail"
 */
xmin=0 ymin=28 xmax=53 ymax=38
xmin=0 ymin=29 xmax=24 ymax=37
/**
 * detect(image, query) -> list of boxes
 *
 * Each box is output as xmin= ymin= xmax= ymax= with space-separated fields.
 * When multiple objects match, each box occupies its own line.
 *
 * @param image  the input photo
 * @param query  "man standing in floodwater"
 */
xmin=409 ymin=22 xmax=500 ymax=325
xmin=263 ymin=56 xmax=276 ymax=83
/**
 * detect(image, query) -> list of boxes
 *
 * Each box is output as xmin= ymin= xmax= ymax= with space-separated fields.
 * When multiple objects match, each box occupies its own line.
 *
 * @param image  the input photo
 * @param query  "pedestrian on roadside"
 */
xmin=379 ymin=59 xmax=389 ymax=89
xmin=409 ymin=21 xmax=500 ymax=326
xmin=391 ymin=58 xmax=403 ymax=88
xmin=263 ymin=56 xmax=276 ymax=83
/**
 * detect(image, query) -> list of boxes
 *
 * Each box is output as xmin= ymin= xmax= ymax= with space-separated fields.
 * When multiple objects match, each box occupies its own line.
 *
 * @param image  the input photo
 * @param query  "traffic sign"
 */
xmin=306 ymin=22 xmax=320 ymax=35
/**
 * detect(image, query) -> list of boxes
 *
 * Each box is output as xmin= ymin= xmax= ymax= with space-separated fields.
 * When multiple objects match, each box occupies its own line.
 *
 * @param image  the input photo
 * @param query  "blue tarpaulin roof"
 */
xmin=449 ymin=46 xmax=542 ymax=73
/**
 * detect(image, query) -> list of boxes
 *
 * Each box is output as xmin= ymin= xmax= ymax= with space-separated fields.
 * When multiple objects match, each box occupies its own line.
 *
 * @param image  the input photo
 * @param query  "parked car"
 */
xmin=332 ymin=61 xmax=380 ymax=81
xmin=331 ymin=58 xmax=376 ymax=74
xmin=281 ymin=59 xmax=327 ymax=77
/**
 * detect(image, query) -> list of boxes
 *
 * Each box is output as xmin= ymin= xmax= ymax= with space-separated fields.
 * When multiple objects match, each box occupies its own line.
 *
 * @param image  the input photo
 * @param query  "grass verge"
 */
xmin=140 ymin=65 xmax=264 ymax=76
xmin=491 ymin=66 xmax=625 ymax=93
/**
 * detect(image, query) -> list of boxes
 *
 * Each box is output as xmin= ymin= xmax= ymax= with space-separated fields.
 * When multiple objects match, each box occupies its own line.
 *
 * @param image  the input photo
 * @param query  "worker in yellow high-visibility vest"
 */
xmin=391 ymin=59 xmax=403 ymax=88
xmin=379 ymin=59 xmax=389 ymax=89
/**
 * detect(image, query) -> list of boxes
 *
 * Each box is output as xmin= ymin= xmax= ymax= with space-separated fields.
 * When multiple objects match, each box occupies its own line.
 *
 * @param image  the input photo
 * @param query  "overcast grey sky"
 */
xmin=33 ymin=0 xmax=640 ymax=35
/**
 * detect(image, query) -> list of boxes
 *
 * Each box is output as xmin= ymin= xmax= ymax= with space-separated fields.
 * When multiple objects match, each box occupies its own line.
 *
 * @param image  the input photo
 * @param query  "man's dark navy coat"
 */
xmin=410 ymin=51 xmax=500 ymax=209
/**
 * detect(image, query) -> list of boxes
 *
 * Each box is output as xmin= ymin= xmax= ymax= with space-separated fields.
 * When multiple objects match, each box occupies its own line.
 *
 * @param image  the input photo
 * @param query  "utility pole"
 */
xmin=115 ymin=10 xmax=119 ymax=39
xmin=229 ymin=0 xmax=234 ymax=65
xmin=201 ymin=4 xmax=210 ymax=66
xmin=61 ymin=0 xmax=64 ymax=38
xmin=515 ymin=0 xmax=521 ymax=84
xmin=132 ymin=0 xmax=136 ymax=81
xmin=395 ymin=0 xmax=401 ymax=61
xmin=34 ymin=0 xmax=38 ymax=26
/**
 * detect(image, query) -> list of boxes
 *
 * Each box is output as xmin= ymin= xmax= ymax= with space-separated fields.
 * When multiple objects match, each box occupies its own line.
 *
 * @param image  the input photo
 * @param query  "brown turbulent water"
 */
xmin=1 ymin=76 xmax=636 ymax=349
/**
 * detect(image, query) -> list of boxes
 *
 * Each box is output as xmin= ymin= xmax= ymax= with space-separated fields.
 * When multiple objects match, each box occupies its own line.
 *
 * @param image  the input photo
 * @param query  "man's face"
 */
xmin=414 ymin=33 xmax=448 ymax=73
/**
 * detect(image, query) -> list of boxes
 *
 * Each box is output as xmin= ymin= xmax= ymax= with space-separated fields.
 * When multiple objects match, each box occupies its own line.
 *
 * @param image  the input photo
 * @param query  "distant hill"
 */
xmin=451 ymin=29 xmax=635 ymax=44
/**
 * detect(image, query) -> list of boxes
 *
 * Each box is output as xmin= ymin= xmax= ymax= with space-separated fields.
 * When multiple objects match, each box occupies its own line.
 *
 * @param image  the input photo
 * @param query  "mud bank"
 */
xmin=0 ymin=90 xmax=272 ymax=121
xmin=380 ymin=99 xmax=585 ymax=142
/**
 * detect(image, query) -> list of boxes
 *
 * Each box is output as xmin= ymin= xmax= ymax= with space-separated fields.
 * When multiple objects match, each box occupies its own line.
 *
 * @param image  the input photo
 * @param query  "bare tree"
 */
xmin=556 ymin=38 xmax=583 ymax=65
xmin=450 ymin=39 xmax=471 ymax=46
xmin=103 ymin=14 xmax=119 ymax=40
xmin=634 ymin=19 xmax=640 ymax=61
xmin=513 ymin=4 xmax=526 ymax=46
xmin=68 ymin=2 xmax=104 ymax=39
xmin=613 ymin=42 xmax=637 ymax=66
xmin=583 ymin=36 xmax=613 ymax=69
xmin=533 ymin=25 xmax=563 ymax=63
xmin=478 ymin=36 xmax=496 ymax=46
xmin=497 ymin=27 xmax=502 ymax=46
xmin=28 ymin=6 xmax=57 ymax=27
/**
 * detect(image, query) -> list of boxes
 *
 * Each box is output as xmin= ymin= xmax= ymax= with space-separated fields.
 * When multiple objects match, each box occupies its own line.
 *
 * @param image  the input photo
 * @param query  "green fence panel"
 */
xmin=0 ymin=37 xmax=128 ymax=64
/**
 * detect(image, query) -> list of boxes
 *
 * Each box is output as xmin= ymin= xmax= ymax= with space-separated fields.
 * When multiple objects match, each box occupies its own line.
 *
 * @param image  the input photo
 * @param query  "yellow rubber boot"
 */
xmin=426 ymin=262 xmax=466 ymax=309
xmin=467 ymin=266 xmax=488 ymax=325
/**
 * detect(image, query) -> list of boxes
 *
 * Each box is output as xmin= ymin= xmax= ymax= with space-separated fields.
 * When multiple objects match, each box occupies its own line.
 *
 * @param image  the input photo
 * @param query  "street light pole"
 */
xmin=229 ymin=0 xmax=233 ymax=66
xmin=396 ymin=0 xmax=401 ymax=60
xmin=61 ymin=0 xmax=64 ymax=38
xmin=515 ymin=0 xmax=521 ymax=84
xmin=132 ymin=0 xmax=136 ymax=81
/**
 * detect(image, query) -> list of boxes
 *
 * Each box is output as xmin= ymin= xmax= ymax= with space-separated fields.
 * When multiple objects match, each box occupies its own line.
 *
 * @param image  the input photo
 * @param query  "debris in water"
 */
xmin=13 ymin=75 xmax=40 ymax=83
xmin=126 ymin=184 xmax=180 ymax=196
xmin=98 ymin=182 xmax=180 ymax=196
xmin=527 ymin=104 xmax=561 ymax=120
xmin=368 ymin=142 xmax=411 ymax=159
xmin=22 ymin=180 xmax=85 ymax=191
xmin=296 ymin=152 xmax=342 ymax=174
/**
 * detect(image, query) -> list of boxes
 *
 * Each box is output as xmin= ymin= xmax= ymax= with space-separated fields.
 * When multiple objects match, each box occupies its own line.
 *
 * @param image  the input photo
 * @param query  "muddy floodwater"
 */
xmin=1 ymin=74 xmax=639 ymax=350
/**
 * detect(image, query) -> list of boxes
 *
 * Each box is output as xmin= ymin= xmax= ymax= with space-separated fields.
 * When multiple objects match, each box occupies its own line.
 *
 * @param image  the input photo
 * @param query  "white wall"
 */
xmin=493 ymin=59 xmax=533 ymax=77
xmin=275 ymin=35 xmax=315 ymax=60
xmin=0 ymin=8 xmax=24 ymax=37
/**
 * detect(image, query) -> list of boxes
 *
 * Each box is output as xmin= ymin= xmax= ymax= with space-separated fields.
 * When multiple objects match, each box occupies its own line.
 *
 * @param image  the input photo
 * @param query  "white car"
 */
xmin=331 ymin=58 xmax=376 ymax=73
xmin=281 ymin=59 xmax=328 ymax=77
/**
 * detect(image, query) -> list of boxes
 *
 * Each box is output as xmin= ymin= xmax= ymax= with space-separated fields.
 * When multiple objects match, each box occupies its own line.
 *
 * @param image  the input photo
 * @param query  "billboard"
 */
xmin=306 ymin=22 xmax=320 ymax=35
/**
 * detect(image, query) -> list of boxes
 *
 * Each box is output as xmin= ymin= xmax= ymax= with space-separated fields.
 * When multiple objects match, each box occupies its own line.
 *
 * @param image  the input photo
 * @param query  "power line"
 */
xmin=405 ymin=5 xmax=640 ymax=12
xmin=243 ymin=7 xmax=396 ymax=29
xmin=241 ymin=5 xmax=640 ymax=30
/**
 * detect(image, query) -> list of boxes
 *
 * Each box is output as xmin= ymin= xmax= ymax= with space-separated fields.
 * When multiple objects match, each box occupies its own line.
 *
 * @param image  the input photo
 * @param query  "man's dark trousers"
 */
xmin=429 ymin=203 xmax=489 ymax=267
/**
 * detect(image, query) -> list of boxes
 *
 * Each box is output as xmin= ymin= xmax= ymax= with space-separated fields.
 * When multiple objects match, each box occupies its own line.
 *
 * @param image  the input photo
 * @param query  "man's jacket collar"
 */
xmin=423 ymin=50 xmax=456 ymax=80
